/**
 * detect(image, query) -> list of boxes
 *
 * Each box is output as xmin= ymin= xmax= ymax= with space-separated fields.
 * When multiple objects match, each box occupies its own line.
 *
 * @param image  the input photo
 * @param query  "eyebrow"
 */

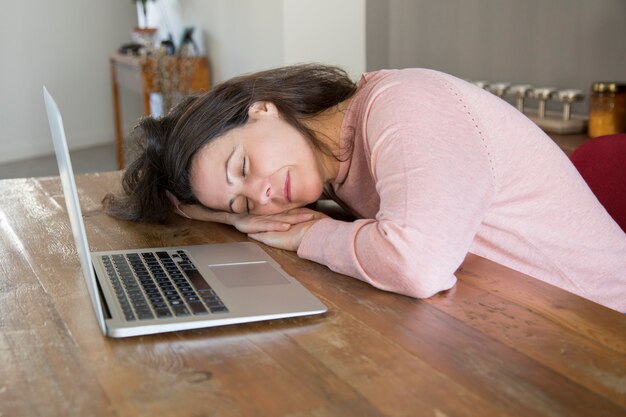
xmin=226 ymin=146 xmax=236 ymax=212
xmin=225 ymin=146 xmax=236 ymax=186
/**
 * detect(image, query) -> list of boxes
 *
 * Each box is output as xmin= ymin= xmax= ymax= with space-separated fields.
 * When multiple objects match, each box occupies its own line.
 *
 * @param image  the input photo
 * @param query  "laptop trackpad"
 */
xmin=209 ymin=262 xmax=289 ymax=288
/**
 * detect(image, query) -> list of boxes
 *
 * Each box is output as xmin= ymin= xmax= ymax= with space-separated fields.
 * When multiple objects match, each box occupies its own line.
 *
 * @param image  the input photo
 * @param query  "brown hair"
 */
xmin=103 ymin=63 xmax=357 ymax=223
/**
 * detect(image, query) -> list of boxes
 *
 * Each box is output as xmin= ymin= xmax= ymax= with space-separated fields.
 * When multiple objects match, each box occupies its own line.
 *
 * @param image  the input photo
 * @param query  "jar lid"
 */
xmin=592 ymin=82 xmax=626 ymax=93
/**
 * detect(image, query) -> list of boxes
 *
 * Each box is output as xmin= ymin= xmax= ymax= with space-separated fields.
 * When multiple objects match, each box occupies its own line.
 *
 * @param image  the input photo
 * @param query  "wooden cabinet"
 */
xmin=109 ymin=52 xmax=211 ymax=168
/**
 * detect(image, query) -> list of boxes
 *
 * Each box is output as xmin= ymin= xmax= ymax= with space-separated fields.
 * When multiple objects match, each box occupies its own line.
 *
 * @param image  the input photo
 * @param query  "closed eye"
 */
xmin=242 ymin=156 xmax=249 ymax=213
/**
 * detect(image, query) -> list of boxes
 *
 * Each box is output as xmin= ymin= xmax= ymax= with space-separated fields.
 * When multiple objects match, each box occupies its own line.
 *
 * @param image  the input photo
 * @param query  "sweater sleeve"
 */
xmin=298 ymin=72 xmax=496 ymax=298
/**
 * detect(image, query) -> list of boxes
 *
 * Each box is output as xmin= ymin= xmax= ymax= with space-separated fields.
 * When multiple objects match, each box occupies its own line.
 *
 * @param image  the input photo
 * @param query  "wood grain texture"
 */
xmin=1 ymin=172 xmax=624 ymax=417
xmin=548 ymin=133 xmax=588 ymax=156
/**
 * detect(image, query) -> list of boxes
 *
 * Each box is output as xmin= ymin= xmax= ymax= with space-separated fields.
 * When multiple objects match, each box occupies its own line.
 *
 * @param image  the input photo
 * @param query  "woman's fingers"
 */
xmin=174 ymin=205 xmax=193 ymax=219
xmin=178 ymin=204 xmax=208 ymax=220
xmin=247 ymin=220 xmax=318 ymax=252
xmin=176 ymin=203 xmax=231 ymax=223
xmin=232 ymin=216 xmax=292 ymax=233
xmin=233 ymin=211 xmax=321 ymax=233
xmin=261 ymin=207 xmax=327 ymax=224
xmin=283 ymin=207 xmax=329 ymax=220
xmin=265 ymin=212 xmax=315 ymax=224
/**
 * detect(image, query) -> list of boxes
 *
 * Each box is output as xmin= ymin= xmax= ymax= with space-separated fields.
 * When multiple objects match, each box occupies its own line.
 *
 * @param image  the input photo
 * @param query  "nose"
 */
xmin=243 ymin=177 xmax=272 ymax=208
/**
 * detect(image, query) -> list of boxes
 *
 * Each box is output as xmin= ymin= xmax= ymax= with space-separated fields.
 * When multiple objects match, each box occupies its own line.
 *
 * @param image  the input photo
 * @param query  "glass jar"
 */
xmin=588 ymin=82 xmax=626 ymax=137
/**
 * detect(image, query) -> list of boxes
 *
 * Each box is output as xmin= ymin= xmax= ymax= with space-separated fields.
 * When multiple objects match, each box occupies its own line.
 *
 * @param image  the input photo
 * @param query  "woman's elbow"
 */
xmin=371 ymin=259 xmax=457 ymax=299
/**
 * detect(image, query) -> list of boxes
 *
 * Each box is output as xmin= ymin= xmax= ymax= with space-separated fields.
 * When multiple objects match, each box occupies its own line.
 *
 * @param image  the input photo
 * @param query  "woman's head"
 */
xmin=103 ymin=63 xmax=357 ymax=223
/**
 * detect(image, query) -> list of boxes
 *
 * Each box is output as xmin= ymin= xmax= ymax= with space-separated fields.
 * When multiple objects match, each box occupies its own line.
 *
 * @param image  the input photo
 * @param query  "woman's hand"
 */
xmin=229 ymin=208 xmax=319 ymax=234
xmin=248 ymin=210 xmax=328 ymax=251
xmin=166 ymin=191 xmax=318 ymax=234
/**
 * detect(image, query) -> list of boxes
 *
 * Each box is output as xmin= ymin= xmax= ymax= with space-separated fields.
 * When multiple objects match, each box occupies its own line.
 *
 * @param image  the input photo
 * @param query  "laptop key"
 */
xmin=206 ymin=301 xmax=225 ymax=310
xmin=188 ymin=301 xmax=208 ymax=315
xmin=134 ymin=302 xmax=149 ymax=310
xmin=137 ymin=310 xmax=154 ymax=320
xmin=155 ymin=308 xmax=172 ymax=318
xmin=149 ymin=300 xmax=164 ymax=309
xmin=203 ymin=294 xmax=222 ymax=303
xmin=172 ymin=305 xmax=190 ymax=316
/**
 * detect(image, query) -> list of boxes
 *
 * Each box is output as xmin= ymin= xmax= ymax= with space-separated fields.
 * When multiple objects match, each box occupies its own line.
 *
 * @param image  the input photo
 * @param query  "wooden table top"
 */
xmin=548 ymin=132 xmax=588 ymax=156
xmin=1 ymin=171 xmax=624 ymax=417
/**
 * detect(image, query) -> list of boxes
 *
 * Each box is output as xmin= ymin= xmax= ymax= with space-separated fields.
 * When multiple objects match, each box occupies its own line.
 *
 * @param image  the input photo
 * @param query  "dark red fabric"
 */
xmin=570 ymin=134 xmax=626 ymax=232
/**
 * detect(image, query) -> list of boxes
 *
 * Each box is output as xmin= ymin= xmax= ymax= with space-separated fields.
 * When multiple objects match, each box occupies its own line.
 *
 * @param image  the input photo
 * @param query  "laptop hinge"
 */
xmin=93 ymin=268 xmax=112 ymax=319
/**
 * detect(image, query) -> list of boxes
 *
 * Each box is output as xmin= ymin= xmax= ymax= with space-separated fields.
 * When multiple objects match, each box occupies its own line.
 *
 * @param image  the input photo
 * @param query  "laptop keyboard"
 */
xmin=101 ymin=250 xmax=229 ymax=322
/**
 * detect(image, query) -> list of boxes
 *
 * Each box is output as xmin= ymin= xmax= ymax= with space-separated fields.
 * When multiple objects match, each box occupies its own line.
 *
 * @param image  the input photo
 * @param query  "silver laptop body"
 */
xmin=43 ymin=87 xmax=327 ymax=338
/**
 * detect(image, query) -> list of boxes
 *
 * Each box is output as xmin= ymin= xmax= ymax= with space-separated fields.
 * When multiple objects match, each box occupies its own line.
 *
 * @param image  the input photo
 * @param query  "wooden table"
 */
xmin=548 ymin=133 xmax=588 ymax=156
xmin=110 ymin=52 xmax=211 ymax=169
xmin=1 ymin=172 xmax=624 ymax=417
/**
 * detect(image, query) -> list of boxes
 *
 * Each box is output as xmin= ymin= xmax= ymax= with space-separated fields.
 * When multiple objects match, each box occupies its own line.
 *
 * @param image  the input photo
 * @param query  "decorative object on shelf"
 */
xmin=556 ymin=90 xmax=585 ymax=121
xmin=487 ymin=82 xmax=511 ymax=98
xmin=131 ymin=0 xmax=158 ymax=51
xmin=131 ymin=27 xmax=158 ymax=51
xmin=134 ymin=0 xmax=156 ymax=28
xmin=472 ymin=80 xmax=588 ymax=134
xmin=180 ymin=27 xmax=199 ymax=56
xmin=508 ymin=85 xmax=532 ymax=112
xmin=588 ymin=82 xmax=626 ymax=138
xmin=145 ymin=40 xmax=196 ymax=114
xmin=472 ymin=80 xmax=490 ymax=89
xmin=530 ymin=87 xmax=558 ymax=119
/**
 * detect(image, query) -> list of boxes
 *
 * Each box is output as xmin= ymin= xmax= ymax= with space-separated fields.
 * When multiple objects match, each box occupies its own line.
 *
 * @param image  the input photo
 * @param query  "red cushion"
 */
xmin=570 ymin=134 xmax=626 ymax=232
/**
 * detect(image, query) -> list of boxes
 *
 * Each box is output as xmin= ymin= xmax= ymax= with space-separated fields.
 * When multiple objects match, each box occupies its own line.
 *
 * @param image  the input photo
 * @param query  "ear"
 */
xmin=247 ymin=101 xmax=279 ymax=120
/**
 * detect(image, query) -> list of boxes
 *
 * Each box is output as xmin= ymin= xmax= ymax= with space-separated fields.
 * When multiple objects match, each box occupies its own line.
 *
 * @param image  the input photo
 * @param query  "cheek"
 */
xmin=297 ymin=172 xmax=324 ymax=203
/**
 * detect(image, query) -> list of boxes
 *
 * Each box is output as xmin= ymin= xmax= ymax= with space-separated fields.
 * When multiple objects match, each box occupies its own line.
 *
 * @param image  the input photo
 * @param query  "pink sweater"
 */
xmin=298 ymin=69 xmax=626 ymax=312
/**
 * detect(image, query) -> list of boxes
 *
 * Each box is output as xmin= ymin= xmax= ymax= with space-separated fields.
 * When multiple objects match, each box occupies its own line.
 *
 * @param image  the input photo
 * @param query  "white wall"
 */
xmin=0 ymin=0 xmax=136 ymax=164
xmin=179 ymin=0 xmax=285 ymax=83
xmin=283 ymin=0 xmax=366 ymax=81
xmin=179 ymin=0 xmax=366 ymax=84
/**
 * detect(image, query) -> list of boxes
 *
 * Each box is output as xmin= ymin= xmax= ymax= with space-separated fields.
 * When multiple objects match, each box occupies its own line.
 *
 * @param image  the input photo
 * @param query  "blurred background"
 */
xmin=0 ymin=0 xmax=624 ymax=178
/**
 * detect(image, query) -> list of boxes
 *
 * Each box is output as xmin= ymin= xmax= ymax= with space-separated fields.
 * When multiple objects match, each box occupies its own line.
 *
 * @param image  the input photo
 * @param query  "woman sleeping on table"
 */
xmin=104 ymin=64 xmax=626 ymax=313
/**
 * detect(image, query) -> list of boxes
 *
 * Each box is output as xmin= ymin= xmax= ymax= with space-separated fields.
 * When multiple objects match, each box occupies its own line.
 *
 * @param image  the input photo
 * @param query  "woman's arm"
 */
xmin=297 ymin=72 xmax=496 ymax=298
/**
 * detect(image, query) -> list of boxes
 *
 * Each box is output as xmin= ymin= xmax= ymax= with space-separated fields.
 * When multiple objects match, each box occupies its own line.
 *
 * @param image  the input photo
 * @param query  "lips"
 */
xmin=284 ymin=171 xmax=292 ymax=203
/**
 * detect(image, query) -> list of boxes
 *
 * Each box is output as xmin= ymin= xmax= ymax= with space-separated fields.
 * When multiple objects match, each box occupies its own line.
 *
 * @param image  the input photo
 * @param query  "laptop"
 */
xmin=43 ymin=87 xmax=327 ymax=338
